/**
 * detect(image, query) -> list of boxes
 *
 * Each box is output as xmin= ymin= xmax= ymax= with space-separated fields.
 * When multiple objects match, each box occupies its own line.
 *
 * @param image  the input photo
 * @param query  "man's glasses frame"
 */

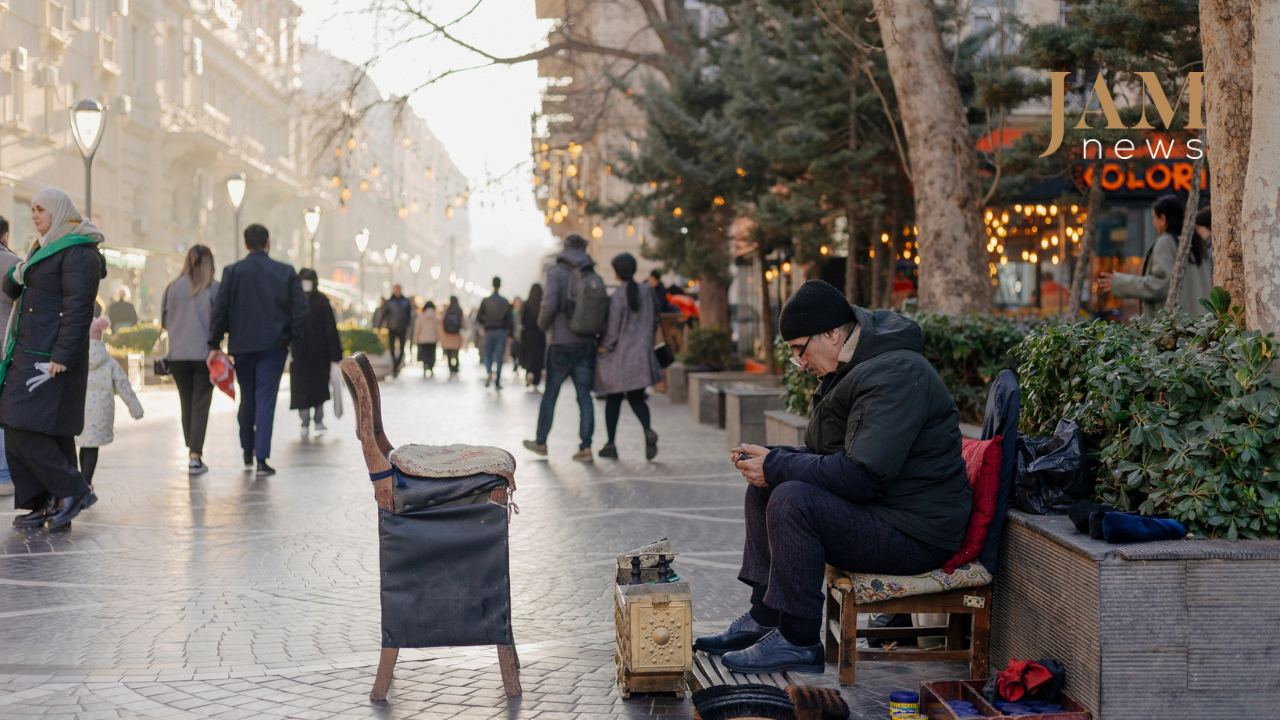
xmin=788 ymin=336 xmax=814 ymax=368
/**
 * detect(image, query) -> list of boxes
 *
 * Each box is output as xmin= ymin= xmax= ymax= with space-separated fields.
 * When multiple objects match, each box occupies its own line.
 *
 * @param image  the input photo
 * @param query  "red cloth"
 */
xmin=942 ymin=436 xmax=1002 ymax=573
xmin=209 ymin=355 xmax=236 ymax=400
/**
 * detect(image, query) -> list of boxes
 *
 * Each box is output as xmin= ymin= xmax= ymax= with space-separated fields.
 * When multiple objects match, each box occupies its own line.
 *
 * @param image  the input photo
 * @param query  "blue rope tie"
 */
xmin=369 ymin=468 xmax=395 ymax=482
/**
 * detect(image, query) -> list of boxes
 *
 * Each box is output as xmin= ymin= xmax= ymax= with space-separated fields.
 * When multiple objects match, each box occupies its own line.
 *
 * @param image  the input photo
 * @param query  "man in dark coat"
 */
xmin=695 ymin=280 xmax=971 ymax=674
xmin=208 ymin=224 xmax=308 ymax=476
xmin=476 ymin=276 xmax=513 ymax=389
xmin=376 ymin=285 xmax=413 ymax=377
xmin=289 ymin=268 xmax=343 ymax=435
xmin=1 ymin=188 xmax=105 ymax=530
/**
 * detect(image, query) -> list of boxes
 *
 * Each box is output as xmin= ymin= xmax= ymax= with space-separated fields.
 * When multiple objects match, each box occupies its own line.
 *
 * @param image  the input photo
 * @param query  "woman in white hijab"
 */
xmin=1 ymin=187 xmax=106 ymax=530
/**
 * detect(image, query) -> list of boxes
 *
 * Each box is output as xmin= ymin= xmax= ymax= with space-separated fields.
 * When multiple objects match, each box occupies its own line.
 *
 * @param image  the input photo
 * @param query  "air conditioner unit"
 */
xmin=35 ymin=65 xmax=59 ymax=88
xmin=7 ymin=47 xmax=28 ymax=72
xmin=113 ymin=0 xmax=128 ymax=17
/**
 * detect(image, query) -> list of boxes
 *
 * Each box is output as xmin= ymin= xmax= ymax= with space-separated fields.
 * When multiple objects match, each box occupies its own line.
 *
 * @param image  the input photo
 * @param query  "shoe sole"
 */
xmin=189 ymin=467 xmax=209 ymax=475
xmin=522 ymin=444 xmax=548 ymax=457
xmin=693 ymin=643 xmax=758 ymax=656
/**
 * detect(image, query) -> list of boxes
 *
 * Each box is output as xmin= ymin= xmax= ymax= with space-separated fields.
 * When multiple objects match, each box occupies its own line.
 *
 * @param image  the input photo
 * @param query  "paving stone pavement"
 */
xmin=0 ymin=350 xmax=964 ymax=718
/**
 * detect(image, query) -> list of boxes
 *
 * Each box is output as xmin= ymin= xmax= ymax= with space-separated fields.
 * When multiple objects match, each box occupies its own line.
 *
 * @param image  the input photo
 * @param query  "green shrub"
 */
xmin=1014 ymin=288 xmax=1280 ymax=540
xmin=681 ymin=326 xmax=733 ymax=369
xmin=775 ymin=335 xmax=819 ymax=415
xmin=107 ymin=322 xmax=162 ymax=354
xmin=912 ymin=311 xmax=1031 ymax=423
xmin=339 ymin=325 xmax=386 ymax=357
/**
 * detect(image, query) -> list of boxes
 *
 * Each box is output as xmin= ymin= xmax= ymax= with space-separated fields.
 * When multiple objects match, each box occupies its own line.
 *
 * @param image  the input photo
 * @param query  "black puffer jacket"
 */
xmin=0 ymin=243 xmax=104 ymax=436
xmin=763 ymin=307 xmax=971 ymax=550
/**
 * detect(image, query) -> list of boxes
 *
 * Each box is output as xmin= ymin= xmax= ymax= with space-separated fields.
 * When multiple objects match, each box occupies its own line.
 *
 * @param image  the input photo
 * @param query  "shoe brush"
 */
xmin=786 ymin=685 xmax=849 ymax=720
xmin=692 ymin=683 xmax=794 ymax=720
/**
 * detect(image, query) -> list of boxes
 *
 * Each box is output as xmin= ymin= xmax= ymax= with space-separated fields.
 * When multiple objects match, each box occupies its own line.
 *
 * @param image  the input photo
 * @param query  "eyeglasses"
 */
xmin=788 ymin=336 xmax=814 ymax=368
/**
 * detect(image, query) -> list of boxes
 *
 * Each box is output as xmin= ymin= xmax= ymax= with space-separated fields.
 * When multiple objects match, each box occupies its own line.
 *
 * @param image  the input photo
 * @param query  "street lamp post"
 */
xmin=69 ymin=99 xmax=107 ymax=218
xmin=304 ymin=206 xmax=321 ymax=268
xmin=355 ymin=228 xmax=369 ymax=319
xmin=225 ymin=173 xmax=247 ymax=259
xmin=409 ymin=255 xmax=422 ymax=297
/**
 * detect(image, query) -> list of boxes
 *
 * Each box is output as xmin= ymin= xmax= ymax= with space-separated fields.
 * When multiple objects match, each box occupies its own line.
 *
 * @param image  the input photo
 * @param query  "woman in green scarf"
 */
xmin=3 ymin=187 xmax=105 ymax=530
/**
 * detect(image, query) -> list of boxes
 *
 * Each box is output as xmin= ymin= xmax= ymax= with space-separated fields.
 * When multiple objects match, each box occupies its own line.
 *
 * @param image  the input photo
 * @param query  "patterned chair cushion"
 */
xmin=827 ymin=562 xmax=992 ymax=605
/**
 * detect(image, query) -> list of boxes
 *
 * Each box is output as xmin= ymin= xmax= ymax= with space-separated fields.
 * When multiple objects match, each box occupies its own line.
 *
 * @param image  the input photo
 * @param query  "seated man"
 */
xmin=695 ymin=280 xmax=972 ymax=674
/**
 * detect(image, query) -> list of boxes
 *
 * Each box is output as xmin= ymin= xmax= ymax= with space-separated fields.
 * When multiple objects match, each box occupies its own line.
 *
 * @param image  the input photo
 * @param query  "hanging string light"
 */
xmin=347 ymin=135 xmax=357 ymax=150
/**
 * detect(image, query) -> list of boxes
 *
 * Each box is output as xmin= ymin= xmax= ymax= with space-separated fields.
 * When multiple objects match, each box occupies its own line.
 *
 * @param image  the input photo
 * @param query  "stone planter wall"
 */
xmin=993 ymin=511 xmax=1280 ymax=719
xmin=664 ymin=363 xmax=705 ymax=405
xmin=724 ymin=387 xmax=784 ymax=448
xmin=688 ymin=372 xmax=778 ymax=425
xmin=764 ymin=410 xmax=807 ymax=446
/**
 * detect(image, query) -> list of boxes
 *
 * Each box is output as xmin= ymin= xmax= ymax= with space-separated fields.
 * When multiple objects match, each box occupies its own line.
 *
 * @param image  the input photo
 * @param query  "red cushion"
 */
xmin=942 ymin=437 xmax=1002 ymax=574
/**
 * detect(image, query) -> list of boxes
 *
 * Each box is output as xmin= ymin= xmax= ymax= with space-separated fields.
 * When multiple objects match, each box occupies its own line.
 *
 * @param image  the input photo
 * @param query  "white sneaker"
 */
xmin=314 ymin=421 xmax=327 ymax=435
xmin=301 ymin=423 xmax=310 ymax=438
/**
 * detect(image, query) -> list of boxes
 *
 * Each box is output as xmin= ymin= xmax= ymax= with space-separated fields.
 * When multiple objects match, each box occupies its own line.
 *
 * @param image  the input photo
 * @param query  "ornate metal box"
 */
xmin=614 ymin=580 xmax=692 ymax=698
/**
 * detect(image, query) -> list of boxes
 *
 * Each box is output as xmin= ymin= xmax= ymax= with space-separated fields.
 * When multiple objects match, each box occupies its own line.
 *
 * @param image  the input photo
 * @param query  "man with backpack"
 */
xmin=523 ymin=233 xmax=608 ymax=462
xmin=476 ymin=276 xmax=514 ymax=389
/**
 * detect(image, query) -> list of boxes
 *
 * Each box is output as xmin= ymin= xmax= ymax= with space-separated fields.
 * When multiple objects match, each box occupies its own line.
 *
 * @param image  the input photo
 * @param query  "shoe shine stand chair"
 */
xmin=340 ymin=352 xmax=521 ymax=702
xmin=824 ymin=370 xmax=1021 ymax=685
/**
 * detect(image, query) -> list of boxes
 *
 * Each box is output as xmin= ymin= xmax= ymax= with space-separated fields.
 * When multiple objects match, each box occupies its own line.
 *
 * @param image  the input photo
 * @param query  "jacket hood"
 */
xmin=844 ymin=306 xmax=923 ymax=368
xmin=556 ymin=246 xmax=595 ymax=271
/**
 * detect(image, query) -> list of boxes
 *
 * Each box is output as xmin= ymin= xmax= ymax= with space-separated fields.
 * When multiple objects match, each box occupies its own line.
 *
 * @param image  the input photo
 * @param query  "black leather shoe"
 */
xmin=598 ymin=443 xmax=618 ymax=459
xmin=694 ymin=612 xmax=776 ymax=655
xmin=256 ymin=461 xmax=276 ymax=476
xmin=12 ymin=497 xmax=56 ymax=529
xmin=721 ymin=629 xmax=825 ymax=674
xmin=243 ymin=451 xmax=254 ymax=469
xmin=46 ymin=491 xmax=96 ymax=530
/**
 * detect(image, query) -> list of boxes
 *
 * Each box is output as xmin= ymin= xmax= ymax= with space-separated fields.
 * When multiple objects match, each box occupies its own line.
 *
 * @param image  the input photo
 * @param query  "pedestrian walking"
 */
xmin=477 ymin=277 xmax=514 ymax=389
xmin=646 ymin=269 xmax=676 ymax=313
xmin=207 ymin=223 xmax=308 ymax=476
xmin=107 ymin=287 xmax=138 ymax=329
xmin=440 ymin=296 xmax=465 ymax=376
xmin=519 ymin=283 xmax=546 ymax=388
xmin=1 ymin=187 xmax=106 ymax=530
xmin=1097 ymin=194 xmax=1212 ymax=318
xmin=414 ymin=300 xmax=439 ymax=376
xmin=595 ymin=253 xmax=662 ymax=460
xmin=376 ymin=285 xmax=413 ymax=376
xmin=77 ymin=316 xmax=144 ymax=489
xmin=509 ymin=296 xmax=524 ymax=375
xmin=290 ymin=268 xmax=343 ymax=437
xmin=523 ymin=233 xmax=608 ymax=462
xmin=0 ymin=217 xmax=17 ymax=498
xmin=161 ymin=244 xmax=219 ymax=475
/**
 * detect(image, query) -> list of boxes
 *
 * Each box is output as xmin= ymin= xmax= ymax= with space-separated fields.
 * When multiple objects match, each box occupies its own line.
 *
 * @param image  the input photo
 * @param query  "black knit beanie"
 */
xmin=778 ymin=280 xmax=855 ymax=341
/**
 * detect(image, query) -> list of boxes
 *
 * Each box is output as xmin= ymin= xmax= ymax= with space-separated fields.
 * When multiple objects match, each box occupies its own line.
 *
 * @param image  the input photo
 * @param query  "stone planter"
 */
xmin=723 ymin=387 xmax=784 ymax=448
xmin=992 ymin=510 xmax=1280 ymax=719
xmin=764 ymin=410 xmax=807 ymax=446
xmin=688 ymin=371 xmax=778 ymax=425
xmin=366 ymin=351 xmax=395 ymax=379
xmin=664 ymin=363 xmax=710 ymax=405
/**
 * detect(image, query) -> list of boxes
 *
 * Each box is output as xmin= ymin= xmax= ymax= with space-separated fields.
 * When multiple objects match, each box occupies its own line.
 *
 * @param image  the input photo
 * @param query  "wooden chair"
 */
xmin=824 ymin=574 xmax=991 ymax=685
xmin=340 ymin=352 xmax=521 ymax=702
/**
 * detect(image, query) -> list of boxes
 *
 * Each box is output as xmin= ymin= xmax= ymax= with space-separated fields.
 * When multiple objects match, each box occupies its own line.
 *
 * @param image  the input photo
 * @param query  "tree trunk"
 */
xmin=1200 ymin=0 xmax=1253 ymax=308
xmin=845 ymin=209 xmax=859 ymax=305
xmin=873 ymin=0 xmax=993 ymax=315
xmin=1166 ymin=156 xmax=1205 ymax=314
xmin=759 ymin=255 xmax=775 ymax=370
xmin=1240 ymin=1 xmax=1280 ymax=333
xmin=698 ymin=273 xmax=731 ymax=330
xmin=1066 ymin=161 xmax=1104 ymax=319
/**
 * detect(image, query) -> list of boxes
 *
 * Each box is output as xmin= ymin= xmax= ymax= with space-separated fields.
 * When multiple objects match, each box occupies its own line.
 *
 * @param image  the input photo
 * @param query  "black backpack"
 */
xmin=442 ymin=307 xmax=463 ymax=334
xmin=563 ymin=262 xmax=609 ymax=336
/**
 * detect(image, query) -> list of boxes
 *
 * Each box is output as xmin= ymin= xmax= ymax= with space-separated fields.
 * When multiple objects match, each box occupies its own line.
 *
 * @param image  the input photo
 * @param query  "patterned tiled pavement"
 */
xmin=0 ymin=350 xmax=963 ymax=718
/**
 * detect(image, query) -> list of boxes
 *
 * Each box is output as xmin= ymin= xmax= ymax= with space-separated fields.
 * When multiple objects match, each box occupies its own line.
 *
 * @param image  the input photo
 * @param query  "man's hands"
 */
xmin=47 ymin=362 xmax=66 ymax=377
xmin=1096 ymin=271 xmax=1113 ymax=294
xmin=731 ymin=443 xmax=769 ymax=488
xmin=206 ymin=349 xmax=224 ymax=369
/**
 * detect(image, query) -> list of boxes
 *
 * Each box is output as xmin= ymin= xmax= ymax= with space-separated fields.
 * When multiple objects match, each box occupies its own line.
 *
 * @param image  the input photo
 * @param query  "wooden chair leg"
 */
xmin=970 ymin=598 xmax=992 ymax=680
xmin=370 ymin=647 xmax=398 ymax=701
xmin=945 ymin=612 xmax=966 ymax=651
xmin=824 ymin=586 xmax=839 ymax=663
xmin=497 ymin=644 xmax=522 ymax=697
xmin=837 ymin=592 xmax=858 ymax=686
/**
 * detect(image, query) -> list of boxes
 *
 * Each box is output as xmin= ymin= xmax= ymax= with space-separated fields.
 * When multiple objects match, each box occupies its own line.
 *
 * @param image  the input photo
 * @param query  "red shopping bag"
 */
xmin=209 ymin=355 xmax=236 ymax=400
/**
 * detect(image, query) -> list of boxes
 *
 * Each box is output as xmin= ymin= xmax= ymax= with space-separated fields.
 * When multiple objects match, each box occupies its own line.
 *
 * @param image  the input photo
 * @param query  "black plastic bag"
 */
xmin=1014 ymin=419 xmax=1091 ymax=515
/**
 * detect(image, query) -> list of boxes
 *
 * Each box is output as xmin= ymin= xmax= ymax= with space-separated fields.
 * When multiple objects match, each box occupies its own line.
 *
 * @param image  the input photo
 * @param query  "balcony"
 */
xmin=97 ymin=31 xmax=121 ymax=77
xmin=40 ymin=0 xmax=72 ymax=60
xmin=199 ymin=102 xmax=231 ymax=144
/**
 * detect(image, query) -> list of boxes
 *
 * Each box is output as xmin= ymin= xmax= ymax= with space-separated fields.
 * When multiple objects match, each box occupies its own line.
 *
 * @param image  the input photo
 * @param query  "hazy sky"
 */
xmin=296 ymin=0 xmax=558 ymax=297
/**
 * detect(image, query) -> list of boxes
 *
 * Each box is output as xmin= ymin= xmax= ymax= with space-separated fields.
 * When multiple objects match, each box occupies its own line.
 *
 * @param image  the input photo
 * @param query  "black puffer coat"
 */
xmin=0 ymin=243 xmax=104 ymax=436
xmin=289 ymin=291 xmax=343 ymax=410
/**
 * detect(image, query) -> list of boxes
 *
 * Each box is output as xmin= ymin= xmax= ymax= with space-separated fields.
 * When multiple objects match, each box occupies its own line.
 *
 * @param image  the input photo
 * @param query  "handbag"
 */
xmin=153 ymin=356 xmax=171 ymax=376
xmin=654 ymin=321 xmax=676 ymax=369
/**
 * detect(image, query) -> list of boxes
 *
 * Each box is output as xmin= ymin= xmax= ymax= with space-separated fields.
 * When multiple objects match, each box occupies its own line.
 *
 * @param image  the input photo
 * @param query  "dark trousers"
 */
xmin=482 ymin=329 xmax=508 ymax=384
xmin=605 ymin=389 xmax=650 ymax=444
xmin=171 ymin=360 xmax=214 ymax=456
xmin=233 ymin=349 xmax=288 ymax=461
xmin=418 ymin=343 xmax=437 ymax=373
xmin=535 ymin=344 xmax=595 ymax=449
xmin=6 ymin=429 xmax=88 ymax=510
xmin=388 ymin=330 xmax=408 ymax=374
xmin=739 ymin=482 xmax=953 ymax=627
xmin=445 ymin=349 xmax=460 ymax=373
